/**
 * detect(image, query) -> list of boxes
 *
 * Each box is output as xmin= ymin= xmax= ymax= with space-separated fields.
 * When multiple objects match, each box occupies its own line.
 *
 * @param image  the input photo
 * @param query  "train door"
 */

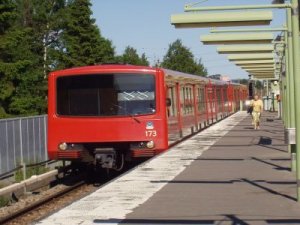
xmin=181 ymin=84 xmax=196 ymax=137
xmin=166 ymin=84 xmax=181 ymax=144
xmin=216 ymin=86 xmax=223 ymax=119
xmin=196 ymin=84 xmax=206 ymax=127
xmin=193 ymin=84 xmax=199 ymax=130
xmin=227 ymin=83 xmax=234 ymax=113
xmin=205 ymin=81 xmax=214 ymax=123
xmin=220 ymin=86 xmax=225 ymax=117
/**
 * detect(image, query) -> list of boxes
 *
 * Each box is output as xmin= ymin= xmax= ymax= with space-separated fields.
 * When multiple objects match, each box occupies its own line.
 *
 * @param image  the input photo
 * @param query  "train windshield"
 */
xmin=56 ymin=73 xmax=156 ymax=117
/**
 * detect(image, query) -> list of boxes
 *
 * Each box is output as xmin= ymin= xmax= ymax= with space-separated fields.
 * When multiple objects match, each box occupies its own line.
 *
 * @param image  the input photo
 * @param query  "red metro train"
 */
xmin=48 ymin=65 xmax=247 ymax=170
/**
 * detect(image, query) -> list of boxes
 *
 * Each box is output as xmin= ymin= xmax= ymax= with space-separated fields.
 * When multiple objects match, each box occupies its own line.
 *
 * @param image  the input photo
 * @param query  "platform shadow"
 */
xmin=151 ymin=178 xmax=296 ymax=201
xmin=93 ymin=218 xmax=214 ymax=224
xmin=93 ymin=217 xmax=300 ymax=224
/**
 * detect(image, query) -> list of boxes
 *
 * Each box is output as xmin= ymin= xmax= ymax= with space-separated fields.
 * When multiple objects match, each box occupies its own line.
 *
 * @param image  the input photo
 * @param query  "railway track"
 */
xmin=0 ymin=161 xmax=143 ymax=225
xmin=1 ymin=180 xmax=87 ymax=224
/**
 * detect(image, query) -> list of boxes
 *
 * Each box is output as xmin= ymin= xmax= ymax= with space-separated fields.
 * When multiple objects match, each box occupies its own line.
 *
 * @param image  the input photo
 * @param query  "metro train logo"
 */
xmin=146 ymin=122 xmax=154 ymax=130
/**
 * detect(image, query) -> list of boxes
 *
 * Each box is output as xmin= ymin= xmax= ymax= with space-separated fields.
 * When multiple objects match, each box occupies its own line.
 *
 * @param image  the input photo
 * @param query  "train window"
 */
xmin=189 ymin=87 xmax=194 ymax=114
xmin=179 ymin=85 xmax=195 ymax=115
xmin=223 ymin=87 xmax=228 ymax=102
xmin=167 ymin=87 xmax=177 ymax=117
xmin=216 ymin=87 xmax=222 ymax=112
xmin=56 ymin=73 xmax=156 ymax=116
xmin=185 ymin=87 xmax=189 ymax=114
xmin=180 ymin=87 xmax=185 ymax=114
xmin=197 ymin=87 xmax=205 ymax=113
xmin=183 ymin=86 xmax=193 ymax=115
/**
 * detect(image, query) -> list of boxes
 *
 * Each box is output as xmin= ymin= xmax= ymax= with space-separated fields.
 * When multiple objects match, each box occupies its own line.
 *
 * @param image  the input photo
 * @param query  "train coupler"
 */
xmin=94 ymin=148 xmax=116 ymax=169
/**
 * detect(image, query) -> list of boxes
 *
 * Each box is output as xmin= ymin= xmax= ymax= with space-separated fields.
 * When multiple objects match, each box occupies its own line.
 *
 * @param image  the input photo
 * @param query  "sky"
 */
xmin=90 ymin=0 xmax=285 ymax=79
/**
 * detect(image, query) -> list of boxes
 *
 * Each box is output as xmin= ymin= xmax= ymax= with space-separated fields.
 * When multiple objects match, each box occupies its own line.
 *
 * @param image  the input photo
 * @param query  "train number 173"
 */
xmin=145 ymin=130 xmax=157 ymax=137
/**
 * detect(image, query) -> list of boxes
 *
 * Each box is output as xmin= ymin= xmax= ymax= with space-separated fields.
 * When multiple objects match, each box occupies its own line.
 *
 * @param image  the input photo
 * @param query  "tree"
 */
xmin=121 ymin=46 xmax=149 ymax=66
xmin=4 ymin=0 xmax=67 ymax=116
xmin=0 ymin=0 xmax=32 ymax=117
xmin=0 ymin=0 xmax=152 ymax=117
xmin=140 ymin=53 xmax=149 ymax=66
xmin=255 ymin=80 xmax=264 ymax=90
xmin=195 ymin=59 xmax=207 ymax=76
xmin=0 ymin=0 xmax=116 ymax=117
xmin=161 ymin=39 xmax=207 ymax=76
xmin=239 ymin=79 xmax=249 ymax=85
xmin=0 ymin=0 xmax=17 ymax=33
xmin=57 ymin=0 xmax=115 ymax=68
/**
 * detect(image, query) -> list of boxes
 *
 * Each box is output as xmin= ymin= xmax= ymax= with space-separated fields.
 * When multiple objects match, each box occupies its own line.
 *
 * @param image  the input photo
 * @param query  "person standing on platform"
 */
xmin=250 ymin=95 xmax=263 ymax=130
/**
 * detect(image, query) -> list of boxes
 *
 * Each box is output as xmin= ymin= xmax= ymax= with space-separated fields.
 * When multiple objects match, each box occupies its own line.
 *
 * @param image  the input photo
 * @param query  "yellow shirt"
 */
xmin=251 ymin=99 xmax=263 ymax=112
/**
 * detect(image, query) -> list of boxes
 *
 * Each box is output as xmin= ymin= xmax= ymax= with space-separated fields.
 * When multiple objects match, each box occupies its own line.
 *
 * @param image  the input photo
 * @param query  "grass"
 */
xmin=0 ymin=196 xmax=10 ymax=207
xmin=0 ymin=183 xmax=10 ymax=207
xmin=0 ymin=164 xmax=51 ymax=208
xmin=15 ymin=164 xmax=50 ymax=183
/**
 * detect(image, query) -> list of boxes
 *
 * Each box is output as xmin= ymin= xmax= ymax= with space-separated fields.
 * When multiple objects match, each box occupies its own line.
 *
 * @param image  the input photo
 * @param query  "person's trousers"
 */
xmin=252 ymin=111 xmax=261 ymax=125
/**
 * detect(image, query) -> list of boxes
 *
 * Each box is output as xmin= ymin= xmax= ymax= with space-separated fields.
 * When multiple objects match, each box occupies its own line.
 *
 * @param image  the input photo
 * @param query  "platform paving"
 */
xmin=37 ymin=112 xmax=300 ymax=225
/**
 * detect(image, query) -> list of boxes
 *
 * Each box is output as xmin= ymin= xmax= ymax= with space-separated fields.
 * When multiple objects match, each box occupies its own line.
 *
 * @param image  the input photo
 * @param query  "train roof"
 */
xmin=49 ymin=64 xmax=244 ymax=86
xmin=49 ymin=64 xmax=156 ymax=76
xmin=163 ymin=68 xmax=226 ymax=85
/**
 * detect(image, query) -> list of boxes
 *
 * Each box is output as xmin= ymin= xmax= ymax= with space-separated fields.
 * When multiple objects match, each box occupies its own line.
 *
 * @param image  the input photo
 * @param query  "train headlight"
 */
xmin=146 ymin=140 xmax=155 ymax=149
xmin=58 ymin=142 xmax=68 ymax=150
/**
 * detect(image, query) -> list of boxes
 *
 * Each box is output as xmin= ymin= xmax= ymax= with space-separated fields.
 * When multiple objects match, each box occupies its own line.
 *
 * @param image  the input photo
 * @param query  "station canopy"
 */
xmin=217 ymin=44 xmax=274 ymax=54
xmin=201 ymin=33 xmax=274 ymax=45
xmin=171 ymin=11 xmax=273 ymax=28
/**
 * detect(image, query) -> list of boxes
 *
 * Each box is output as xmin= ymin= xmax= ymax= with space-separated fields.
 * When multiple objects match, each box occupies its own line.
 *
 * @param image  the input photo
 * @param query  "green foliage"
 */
xmin=0 ymin=196 xmax=10 ymax=207
xmin=0 ymin=0 xmax=116 ymax=117
xmin=0 ymin=0 xmax=17 ymax=34
xmin=161 ymin=39 xmax=207 ymax=76
xmin=239 ymin=79 xmax=249 ymax=85
xmin=57 ymin=0 xmax=115 ymax=68
xmin=121 ymin=46 xmax=149 ymax=66
xmin=0 ymin=0 xmax=30 ymax=117
xmin=140 ymin=53 xmax=149 ymax=66
xmin=15 ymin=164 xmax=50 ymax=182
xmin=255 ymin=80 xmax=264 ymax=90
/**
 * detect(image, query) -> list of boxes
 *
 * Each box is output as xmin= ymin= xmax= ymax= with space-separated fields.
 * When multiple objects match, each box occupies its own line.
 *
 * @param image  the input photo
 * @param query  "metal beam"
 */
xmin=211 ymin=27 xmax=287 ymax=33
xmin=201 ymin=33 xmax=274 ymax=45
xmin=171 ymin=11 xmax=273 ymax=28
xmin=217 ymin=45 xmax=274 ymax=54
xmin=228 ymin=53 xmax=274 ymax=61
xmin=245 ymin=69 xmax=275 ymax=73
xmin=241 ymin=64 xmax=275 ymax=68
xmin=184 ymin=4 xmax=290 ymax=12
xmin=234 ymin=60 xmax=275 ymax=65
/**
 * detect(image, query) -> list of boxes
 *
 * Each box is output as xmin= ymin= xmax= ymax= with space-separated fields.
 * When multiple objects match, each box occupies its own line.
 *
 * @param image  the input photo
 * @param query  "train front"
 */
xmin=48 ymin=65 xmax=168 ymax=170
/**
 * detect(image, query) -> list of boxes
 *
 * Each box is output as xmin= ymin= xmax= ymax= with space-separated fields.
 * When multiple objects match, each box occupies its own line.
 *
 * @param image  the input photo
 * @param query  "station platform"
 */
xmin=37 ymin=111 xmax=300 ymax=225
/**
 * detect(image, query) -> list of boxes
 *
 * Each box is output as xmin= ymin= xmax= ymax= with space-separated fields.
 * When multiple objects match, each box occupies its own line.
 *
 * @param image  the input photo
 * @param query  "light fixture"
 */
xmin=59 ymin=142 xmax=68 ymax=150
xmin=146 ymin=141 xmax=155 ymax=149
